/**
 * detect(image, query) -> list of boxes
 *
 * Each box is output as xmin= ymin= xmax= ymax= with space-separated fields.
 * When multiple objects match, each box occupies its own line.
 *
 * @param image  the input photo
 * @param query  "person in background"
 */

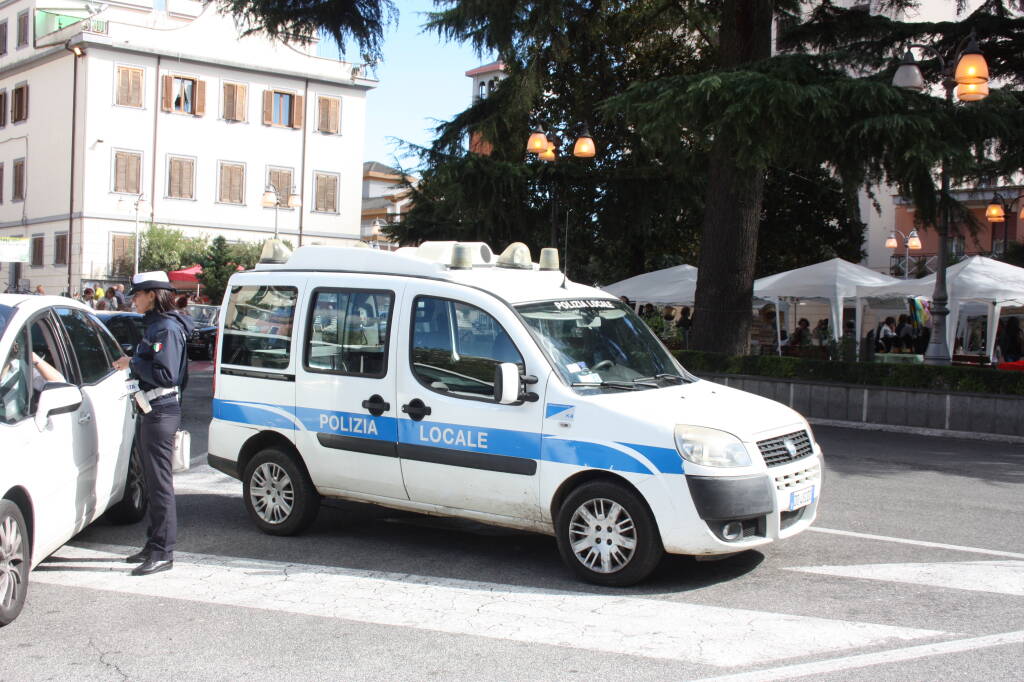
xmin=1000 ymin=316 xmax=1022 ymax=362
xmin=104 ymin=287 xmax=119 ymax=310
xmin=878 ymin=316 xmax=897 ymax=352
xmin=82 ymin=288 xmax=96 ymax=309
xmin=34 ymin=285 xmax=45 ymax=295
xmin=114 ymin=284 xmax=128 ymax=310
xmin=791 ymin=318 xmax=811 ymax=347
xmin=895 ymin=314 xmax=915 ymax=352
xmin=112 ymin=271 xmax=194 ymax=577
xmin=94 ymin=285 xmax=104 ymax=300
xmin=94 ymin=298 xmax=109 ymax=311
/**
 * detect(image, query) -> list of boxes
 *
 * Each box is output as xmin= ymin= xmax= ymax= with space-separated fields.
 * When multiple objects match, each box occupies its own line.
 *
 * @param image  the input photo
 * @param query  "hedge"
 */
xmin=672 ymin=350 xmax=1024 ymax=397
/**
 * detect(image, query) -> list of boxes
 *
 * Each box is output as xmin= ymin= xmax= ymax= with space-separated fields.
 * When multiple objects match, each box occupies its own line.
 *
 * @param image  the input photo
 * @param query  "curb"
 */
xmin=807 ymin=417 xmax=1024 ymax=445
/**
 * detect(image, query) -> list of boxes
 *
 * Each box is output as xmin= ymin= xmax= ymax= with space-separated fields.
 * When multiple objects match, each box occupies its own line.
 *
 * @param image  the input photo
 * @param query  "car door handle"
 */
xmin=78 ymin=413 xmax=93 ymax=424
xmin=361 ymin=394 xmax=390 ymax=417
xmin=401 ymin=399 xmax=431 ymax=421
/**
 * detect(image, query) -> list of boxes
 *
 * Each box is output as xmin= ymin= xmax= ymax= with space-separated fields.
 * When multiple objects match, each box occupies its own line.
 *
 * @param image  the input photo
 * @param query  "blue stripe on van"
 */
xmin=213 ymin=399 xmax=675 ymax=476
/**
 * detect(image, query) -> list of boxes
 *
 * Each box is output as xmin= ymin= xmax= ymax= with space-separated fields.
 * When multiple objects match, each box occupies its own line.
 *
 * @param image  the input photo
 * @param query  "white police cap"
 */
xmin=129 ymin=271 xmax=175 ymax=294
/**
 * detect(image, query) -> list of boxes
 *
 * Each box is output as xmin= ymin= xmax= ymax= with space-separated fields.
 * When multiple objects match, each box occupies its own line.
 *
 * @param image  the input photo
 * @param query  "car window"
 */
xmin=0 ymin=327 xmax=32 ymax=423
xmin=104 ymin=317 xmax=137 ymax=349
xmin=57 ymin=308 xmax=113 ymax=384
xmin=411 ymin=296 xmax=523 ymax=399
xmin=221 ymin=285 xmax=298 ymax=370
xmin=305 ymin=289 xmax=393 ymax=377
xmin=90 ymin=313 xmax=125 ymax=363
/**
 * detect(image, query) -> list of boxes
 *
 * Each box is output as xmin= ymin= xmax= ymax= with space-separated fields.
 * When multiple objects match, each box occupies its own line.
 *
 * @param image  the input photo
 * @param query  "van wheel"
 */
xmin=106 ymin=441 xmax=148 ymax=524
xmin=0 ymin=500 xmax=29 ymax=627
xmin=242 ymin=449 xmax=320 ymax=536
xmin=555 ymin=481 xmax=663 ymax=587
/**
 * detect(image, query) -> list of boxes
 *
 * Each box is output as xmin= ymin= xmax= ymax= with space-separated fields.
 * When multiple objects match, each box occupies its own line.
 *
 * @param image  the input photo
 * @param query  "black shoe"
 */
xmin=131 ymin=559 xmax=173 ymax=576
xmin=125 ymin=550 xmax=150 ymax=564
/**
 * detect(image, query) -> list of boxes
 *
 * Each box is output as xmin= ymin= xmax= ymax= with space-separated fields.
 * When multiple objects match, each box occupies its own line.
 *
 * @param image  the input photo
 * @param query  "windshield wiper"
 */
xmin=634 ymin=373 xmax=688 ymax=385
xmin=570 ymin=381 xmax=640 ymax=391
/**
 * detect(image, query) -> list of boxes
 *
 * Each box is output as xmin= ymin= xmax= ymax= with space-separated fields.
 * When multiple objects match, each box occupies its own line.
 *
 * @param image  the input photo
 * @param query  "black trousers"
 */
xmin=138 ymin=396 xmax=181 ymax=561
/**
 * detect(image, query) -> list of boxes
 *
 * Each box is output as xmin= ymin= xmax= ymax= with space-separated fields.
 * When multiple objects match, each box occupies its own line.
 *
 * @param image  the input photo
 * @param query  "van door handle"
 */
xmin=78 ymin=413 xmax=92 ymax=424
xmin=401 ymin=399 xmax=431 ymax=421
xmin=361 ymin=394 xmax=390 ymax=417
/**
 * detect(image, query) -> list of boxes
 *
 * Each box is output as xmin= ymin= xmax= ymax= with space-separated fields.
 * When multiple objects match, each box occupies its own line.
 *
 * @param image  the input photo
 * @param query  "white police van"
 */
xmin=208 ymin=241 xmax=822 ymax=585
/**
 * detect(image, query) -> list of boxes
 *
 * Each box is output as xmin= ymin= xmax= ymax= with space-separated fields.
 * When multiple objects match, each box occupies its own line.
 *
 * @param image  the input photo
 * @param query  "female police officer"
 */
xmin=112 ymin=271 xmax=194 ymax=576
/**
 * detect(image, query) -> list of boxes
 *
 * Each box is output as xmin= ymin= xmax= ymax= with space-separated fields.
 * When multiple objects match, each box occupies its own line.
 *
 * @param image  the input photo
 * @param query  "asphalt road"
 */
xmin=2 ymin=364 xmax=1021 ymax=681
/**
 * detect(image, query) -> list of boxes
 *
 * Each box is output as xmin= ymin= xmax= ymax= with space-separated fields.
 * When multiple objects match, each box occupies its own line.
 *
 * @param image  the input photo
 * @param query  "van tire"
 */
xmin=242 ymin=448 xmax=320 ymax=536
xmin=555 ymin=481 xmax=663 ymax=586
xmin=105 ymin=441 xmax=148 ymax=525
xmin=0 ymin=500 xmax=29 ymax=627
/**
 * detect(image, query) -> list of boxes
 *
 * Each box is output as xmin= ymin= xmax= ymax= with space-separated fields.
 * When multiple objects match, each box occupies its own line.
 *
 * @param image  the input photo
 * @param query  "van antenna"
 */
xmin=560 ymin=209 xmax=569 ymax=289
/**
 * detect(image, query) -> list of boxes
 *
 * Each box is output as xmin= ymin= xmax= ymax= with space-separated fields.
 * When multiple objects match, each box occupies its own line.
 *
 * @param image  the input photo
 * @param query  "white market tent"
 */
xmin=856 ymin=256 xmax=1024 ymax=361
xmin=601 ymin=264 xmax=699 ymax=305
xmin=753 ymin=258 xmax=900 ymax=347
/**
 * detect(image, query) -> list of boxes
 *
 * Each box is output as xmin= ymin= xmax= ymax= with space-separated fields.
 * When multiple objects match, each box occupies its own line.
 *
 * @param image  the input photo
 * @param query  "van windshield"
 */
xmin=516 ymin=299 xmax=692 ymax=392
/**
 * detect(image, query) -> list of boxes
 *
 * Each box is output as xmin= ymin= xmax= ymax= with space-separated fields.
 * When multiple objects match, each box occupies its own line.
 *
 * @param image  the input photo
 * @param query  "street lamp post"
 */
xmin=525 ymin=124 xmax=596 ymax=248
xmin=118 ymin=194 xmax=146 ymax=276
xmin=986 ymin=191 xmax=1022 ymax=256
xmin=884 ymin=228 xmax=923 ymax=279
xmin=892 ymin=32 xmax=990 ymax=365
xmin=261 ymin=184 xmax=301 ymax=239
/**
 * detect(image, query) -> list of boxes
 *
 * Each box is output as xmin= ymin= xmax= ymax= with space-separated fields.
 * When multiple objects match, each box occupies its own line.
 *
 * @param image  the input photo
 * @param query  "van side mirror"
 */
xmin=494 ymin=363 xmax=539 ymax=405
xmin=34 ymin=382 xmax=83 ymax=431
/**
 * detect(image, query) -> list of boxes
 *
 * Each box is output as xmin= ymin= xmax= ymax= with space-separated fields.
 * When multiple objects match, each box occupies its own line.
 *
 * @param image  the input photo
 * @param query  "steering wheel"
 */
xmin=591 ymin=359 xmax=613 ymax=371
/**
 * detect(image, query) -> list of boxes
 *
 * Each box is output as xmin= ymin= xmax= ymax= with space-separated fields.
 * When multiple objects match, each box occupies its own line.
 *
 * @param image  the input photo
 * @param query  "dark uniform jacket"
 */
xmin=130 ymin=310 xmax=195 ymax=391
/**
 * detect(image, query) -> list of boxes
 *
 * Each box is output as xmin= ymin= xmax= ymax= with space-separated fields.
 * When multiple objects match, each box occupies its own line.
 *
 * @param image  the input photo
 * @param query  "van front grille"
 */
xmin=757 ymin=430 xmax=813 ymax=467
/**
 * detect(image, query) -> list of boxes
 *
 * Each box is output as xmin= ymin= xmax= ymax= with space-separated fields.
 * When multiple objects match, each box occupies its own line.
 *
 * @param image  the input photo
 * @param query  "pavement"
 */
xmin=1 ymin=362 xmax=1021 ymax=681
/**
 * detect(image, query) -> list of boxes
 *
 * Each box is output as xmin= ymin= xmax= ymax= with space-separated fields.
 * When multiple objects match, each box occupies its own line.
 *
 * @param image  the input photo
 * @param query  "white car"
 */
xmin=0 ymin=295 xmax=145 ymax=626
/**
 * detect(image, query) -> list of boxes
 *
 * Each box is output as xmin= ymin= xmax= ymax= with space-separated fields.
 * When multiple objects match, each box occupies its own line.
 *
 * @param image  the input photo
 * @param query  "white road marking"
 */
xmin=787 ymin=560 xmax=1024 ymax=596
xmin=693 ymin=630 xmax=1024 ymax=682
xmin=35 ymin=543 xmax=945 ymax=668
xmin=808 ymin=527 xmax=1024 ymax=560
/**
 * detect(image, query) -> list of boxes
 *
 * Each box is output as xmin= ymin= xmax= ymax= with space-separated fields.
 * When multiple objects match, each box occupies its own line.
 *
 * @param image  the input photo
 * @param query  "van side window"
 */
xmin=411 ymin=296 xmax=523 ymax=400
xmin=305 ymin=289 xmax=393 ymax=377
xmin=221 ymin=285 xmax=298 ymax=370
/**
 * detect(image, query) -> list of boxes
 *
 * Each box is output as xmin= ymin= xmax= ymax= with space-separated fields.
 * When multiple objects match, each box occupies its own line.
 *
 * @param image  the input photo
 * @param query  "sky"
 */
xmin=319 ymin=1 xmax=493 ymax=170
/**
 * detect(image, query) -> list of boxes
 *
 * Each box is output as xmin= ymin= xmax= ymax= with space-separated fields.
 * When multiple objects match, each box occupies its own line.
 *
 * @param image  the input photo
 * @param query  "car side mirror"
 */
xmin=494 ymin=363 xmax=521 ymax=405
xmin=34 ymin=382 xmax=83 ymax=432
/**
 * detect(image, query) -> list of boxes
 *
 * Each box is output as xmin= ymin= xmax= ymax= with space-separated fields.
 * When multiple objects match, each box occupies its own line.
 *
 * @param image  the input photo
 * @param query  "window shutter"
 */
xmin=127 ymin=153 xmax=141 ymax=193
xmin=0 ymin=164 xmax=4 ymax=202
xmin=195 ymin=79 xmax=206 ymax=116
xmin=229 ymin=165 xmax=244 ymax=204
xmin=291 ymin=95 xmax=304 ymax=129
xmin=169 ymin=158 xmax=181 ymax=198
xmin=218 ymin=164 xmax=229 ymax=203
xmin=314 ymin=174 xmax=326 ymax=212
xmin=262 ymin=90 xmax=273 ymax=125
xmin=330 ymin=98 xmax=340 ymax=133
xmin=161 ymin=75 xmax=173 ymax=111
xmin=0 ymin=24 xmax=6 ymax=55
xmin=0 ymin=92 xmax=6 ymax=127
xmin=223 ymin=83 xmax=235 ymax=121
xmin=318 ymin=97 xmax=330 ymax=133
xmin=235 ymin=85 xmax=247 ymax=122
xmin=326 ymin=175 xmax=337 ymax=212
xmin=182 ymin=158 xmax=194 ymax=199
xmin=114 ymin=152 xmax=128 ymax=192
xmin=130 ymin=69 xmax=143 ymax=107
xmin=117 ymin=68 xmax=131 ymax=106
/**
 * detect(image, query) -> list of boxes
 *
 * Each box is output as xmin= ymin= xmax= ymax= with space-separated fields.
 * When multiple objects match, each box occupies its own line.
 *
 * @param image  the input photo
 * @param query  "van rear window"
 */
xmin=221 ymin=285 xmax=298 ymax=370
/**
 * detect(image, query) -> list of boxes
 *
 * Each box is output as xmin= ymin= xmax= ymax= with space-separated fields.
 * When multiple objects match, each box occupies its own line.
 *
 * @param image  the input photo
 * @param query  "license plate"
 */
xmin=788 ymin=486 xmax=815 ymax=511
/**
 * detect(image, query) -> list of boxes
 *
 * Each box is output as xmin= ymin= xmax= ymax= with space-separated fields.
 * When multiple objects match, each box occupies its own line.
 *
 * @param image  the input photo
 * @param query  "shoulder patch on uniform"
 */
xmin=152 ymin=342 xmax=164 ymax=353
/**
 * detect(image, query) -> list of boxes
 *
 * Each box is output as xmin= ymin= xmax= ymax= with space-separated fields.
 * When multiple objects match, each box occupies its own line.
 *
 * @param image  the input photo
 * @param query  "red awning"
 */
xmin=168 ymin=265 xmax=202 ymax=283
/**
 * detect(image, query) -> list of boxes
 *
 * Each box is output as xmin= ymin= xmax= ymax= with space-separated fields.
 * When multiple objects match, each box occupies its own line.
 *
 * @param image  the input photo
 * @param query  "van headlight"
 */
xmin=674 ymin=425 xmax=751 ymax=468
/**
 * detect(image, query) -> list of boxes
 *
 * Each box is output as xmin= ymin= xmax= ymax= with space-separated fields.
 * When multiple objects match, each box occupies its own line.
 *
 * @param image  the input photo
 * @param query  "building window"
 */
xmin=0 ymin=90 xmax=8 ymax=127
xmin=116 ymin=66 xmax=144 ymax=108
xmin=222 ymin=82 xmax=247 ymax=122
xmin=0 ymin=162 xmax=4 ymax=203
xmin=162 ymin=75 xmax=206 ymax=116
xmin=167 ymin=156 xmax=195 ymax=199
xmin=266 ymin=167 xmax=293 ymax=199
xmin=30 ymin=236 xmax=43 ymax=267
xmin=113 ymin=151 xmax=142 ymax=194
xmin=12 ymin=158 xmax=25 ymax=201
xmin=317 ymin=96 xmax=340 ymax=134
xmin=314 ymin=172 xmax=339 ymax=213
xmin=110 ymin=234 xmax=133 ymax=277
xmin=218 ymin=161 xmax=245 ymax=205
xmin=11 ymin=84 xmax=28 ymax=123
xmin=0 ymin=21 xmax=8 ymax=56
xmin=263 ymin=90 xmax=303 ymax=128
xmin=16 ymin=11 xmax=28 ymax=48
xmin=54 ymin=233 xmax=68 ymax=266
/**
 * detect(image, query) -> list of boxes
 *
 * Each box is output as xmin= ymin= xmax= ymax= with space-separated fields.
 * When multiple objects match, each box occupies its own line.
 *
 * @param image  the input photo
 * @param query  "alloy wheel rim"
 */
xmin=0 ymin=515 xmax=25 ymax=610
xmin=250 ymin=463 xmax=294 ymax=524
xmin=568 ymin=497 xmax=637 ymax=574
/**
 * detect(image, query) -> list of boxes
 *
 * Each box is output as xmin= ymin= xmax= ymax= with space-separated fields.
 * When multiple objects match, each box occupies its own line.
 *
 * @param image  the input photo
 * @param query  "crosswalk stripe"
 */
xmin=786 ymin=560 xmax=1024 ymax=596
xmin=692 ymin=630 xmax=1024 ymax=682
xmin=807 ymin=527 xmax=1024 ymax=560
xmin=34 ymin=543 xmax=945 ymax=668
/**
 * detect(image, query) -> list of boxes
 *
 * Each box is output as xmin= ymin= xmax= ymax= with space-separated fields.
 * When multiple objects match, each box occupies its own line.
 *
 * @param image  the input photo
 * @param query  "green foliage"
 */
xmin=139 ymin=224 xmax=208 ymax=273
xmin=674 ymin=350 xmax=1024 ymax=396
xmin=197 ymin=236 xmax=238 ymax=305
xmin=215 ymin=0 xmax=397 ymax=62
